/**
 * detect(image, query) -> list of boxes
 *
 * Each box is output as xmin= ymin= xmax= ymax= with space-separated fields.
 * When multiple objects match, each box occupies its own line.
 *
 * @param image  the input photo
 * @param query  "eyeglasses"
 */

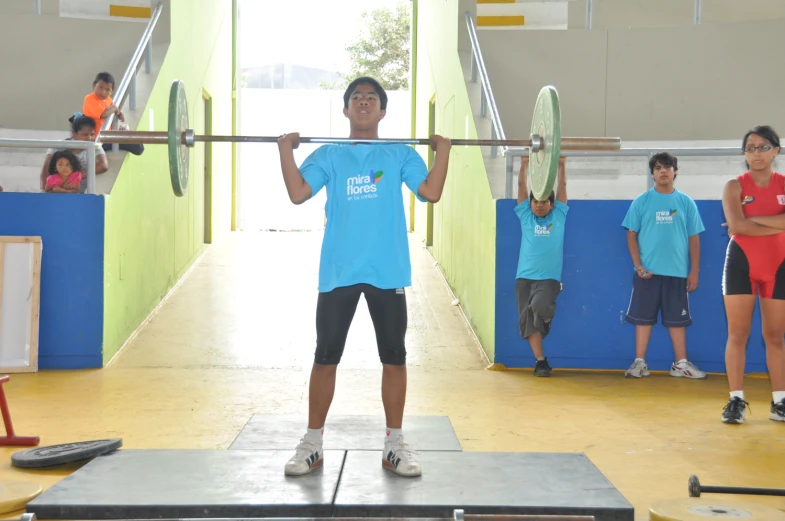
xmin=744 ymin=145 xmax=775 ymax=153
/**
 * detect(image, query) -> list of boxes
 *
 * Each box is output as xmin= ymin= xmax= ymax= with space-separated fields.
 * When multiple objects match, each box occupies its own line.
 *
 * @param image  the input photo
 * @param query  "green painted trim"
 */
xmin=203 ymin=90 xmax=214 ymax=244
xmin=101 ymin=0 xmax=234 ymax=365
xmin=408 ymin=0 xmax=418 ymax=232
xmin=410 ymin=0 xmax=418 ymax=139
xmin=414 ymin=0 xmax=497 ymax=361
xmin=231 ymin=0 xmax=238 ymax=231
xmin=426 ymin=96 xmax=435 ymax=247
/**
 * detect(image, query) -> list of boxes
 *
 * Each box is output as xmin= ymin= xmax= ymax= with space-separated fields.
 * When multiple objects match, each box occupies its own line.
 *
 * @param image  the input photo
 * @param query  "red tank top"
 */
xmin=733 ymin=171 xmax=785 ymax=263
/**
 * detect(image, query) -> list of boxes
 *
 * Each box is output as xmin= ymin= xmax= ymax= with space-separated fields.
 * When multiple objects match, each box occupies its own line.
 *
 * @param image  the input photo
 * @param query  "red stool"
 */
xmin=0 ymin=375 xmax=39 ymax=446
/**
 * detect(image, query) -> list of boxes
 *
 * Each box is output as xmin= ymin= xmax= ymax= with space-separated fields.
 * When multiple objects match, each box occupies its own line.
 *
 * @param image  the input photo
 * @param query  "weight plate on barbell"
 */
xmin=529 ymin=85 xmax=561 ymax=201
xmin=168 ymin=79 xmax=189 ymax=197
xmin=689 ymin=474 xmax=702 ymax=497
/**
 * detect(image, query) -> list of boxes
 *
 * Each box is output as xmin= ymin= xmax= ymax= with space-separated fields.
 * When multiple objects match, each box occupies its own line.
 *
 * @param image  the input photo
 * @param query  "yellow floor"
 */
xmin=1 ymin=232 xmax=784 ymax=521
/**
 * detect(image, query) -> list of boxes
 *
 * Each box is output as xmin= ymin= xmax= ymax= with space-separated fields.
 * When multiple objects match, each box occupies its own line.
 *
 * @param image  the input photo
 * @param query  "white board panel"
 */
xmin=0 ymin=241 xmax=39 ymax=372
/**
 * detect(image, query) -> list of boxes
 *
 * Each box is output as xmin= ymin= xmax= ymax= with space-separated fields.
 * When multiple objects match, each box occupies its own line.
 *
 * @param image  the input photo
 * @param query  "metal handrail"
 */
xmin=0 ymin=139 xmax=99 ymax=194
xmin=464 ymin=11 xmax=507 ymax=157
xmin=503 ymin=145 xmax=745 ymax=198
xmin=101 ymin=2 xmax=165 ymax=135
xmin=507 ymin=146 xmax=743 ymax=158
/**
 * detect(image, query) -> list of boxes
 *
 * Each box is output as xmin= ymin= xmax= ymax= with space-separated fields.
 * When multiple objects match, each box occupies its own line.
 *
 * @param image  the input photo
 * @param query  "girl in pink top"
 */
xmin=45 ymin=150 xmax=83 ymax=194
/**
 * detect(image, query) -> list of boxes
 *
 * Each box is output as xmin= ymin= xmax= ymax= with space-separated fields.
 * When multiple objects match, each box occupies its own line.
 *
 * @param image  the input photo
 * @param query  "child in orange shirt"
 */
xmin=83 ymin=72 xmax=144 ymax=156
xmin=45 ymin=151 xmax=83 ymax=194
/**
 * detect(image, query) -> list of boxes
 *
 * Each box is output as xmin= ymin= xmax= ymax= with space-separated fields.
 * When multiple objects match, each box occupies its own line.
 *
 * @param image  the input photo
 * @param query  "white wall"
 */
xmin=476 ymin=18 xmax=785 ymax=142
xmin=238 ymin=89 xmax=412 ymax=231
xmin=0 ymin=13 xmax=147 ymax=130
xmin=0 ymin=0 xmax=59 ymax=15
xmin=569 ymin=0 xmax=785 ymax=29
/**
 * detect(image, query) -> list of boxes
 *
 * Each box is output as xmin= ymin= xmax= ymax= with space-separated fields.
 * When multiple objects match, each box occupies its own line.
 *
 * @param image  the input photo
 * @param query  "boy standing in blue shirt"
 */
xmin=622 ymin=152 xmax=707 ymax=379
xmin=276 ymin=77 xmax=451 ymax=478
xmin=515 ymin=156 xmax=568 ymax=377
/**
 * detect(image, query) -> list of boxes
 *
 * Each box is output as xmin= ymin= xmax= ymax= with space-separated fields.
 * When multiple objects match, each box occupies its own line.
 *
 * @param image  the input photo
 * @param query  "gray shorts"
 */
xmin=515 ymin=278 xmax=562 ymax=340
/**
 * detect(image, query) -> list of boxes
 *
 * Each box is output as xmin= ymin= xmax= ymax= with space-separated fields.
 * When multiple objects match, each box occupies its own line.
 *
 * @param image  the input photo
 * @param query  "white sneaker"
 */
xmin=382 ymin=435 xmax=421 ymax=477
xmin=284 ymin=438 xmax=323 ymax=476
xmin=625 ymin=359 xmax=650 ymax=378
xmin=669 ymin=360 xmax=707 ymax=379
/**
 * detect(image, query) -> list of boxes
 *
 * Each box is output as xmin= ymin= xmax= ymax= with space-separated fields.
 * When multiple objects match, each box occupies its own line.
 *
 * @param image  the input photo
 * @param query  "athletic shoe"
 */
xmin=284 ymin=438 xmax=323 ymax=476
xmin=625 ymin=359 xmax=650 ymax=378
xmin=722 ymin=397 xmax=749 ymax=424
xmin=382 ymin=435 xmax=421 ymax=477
xmin=771 ymin=399 xmax=785 ymax=422
xmin=669 ymin=360 xmax=707 ymax=379
xmin=534 ymin=358 xmax=552 ymax=377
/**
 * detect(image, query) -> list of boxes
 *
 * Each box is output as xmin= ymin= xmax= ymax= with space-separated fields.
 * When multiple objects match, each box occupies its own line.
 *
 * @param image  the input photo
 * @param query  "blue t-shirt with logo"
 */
xmin=514 ymin=200 xmax=569 ymax=282
xmin=621 ymin=188 xmax=705 ymax=278
xmin=300 ymin=143 xmax=428 ymax=293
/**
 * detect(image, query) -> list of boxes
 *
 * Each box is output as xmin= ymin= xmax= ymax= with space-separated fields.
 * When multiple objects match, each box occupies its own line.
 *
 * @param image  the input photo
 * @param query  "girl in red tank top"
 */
xmin=732 ymin=171 xmax=785 ymax=281
xmin=720 ymin=125 xmax=785 ymax=425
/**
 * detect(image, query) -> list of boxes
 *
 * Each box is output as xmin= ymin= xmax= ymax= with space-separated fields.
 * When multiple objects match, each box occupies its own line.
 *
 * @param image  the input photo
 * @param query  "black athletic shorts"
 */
xmin=314 ymin=283 xmax=407 ymax=365
xmin=625 ymin=273 xmax=691 ymax=327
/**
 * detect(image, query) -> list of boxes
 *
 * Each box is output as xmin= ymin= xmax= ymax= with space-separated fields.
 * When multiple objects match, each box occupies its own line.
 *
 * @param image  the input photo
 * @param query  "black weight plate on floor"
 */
xmin=12 ymin=439 xmax=122 ymax=469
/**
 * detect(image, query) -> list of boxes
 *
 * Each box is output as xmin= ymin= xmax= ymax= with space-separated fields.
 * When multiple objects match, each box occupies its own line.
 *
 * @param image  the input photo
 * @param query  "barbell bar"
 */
xmin=97 ymin=80 xmax=622 ymax=199
xmin=99 ymin=130 xmax=620 ymax=152
xmin=688 ymin=474 xmax=785 ymax=498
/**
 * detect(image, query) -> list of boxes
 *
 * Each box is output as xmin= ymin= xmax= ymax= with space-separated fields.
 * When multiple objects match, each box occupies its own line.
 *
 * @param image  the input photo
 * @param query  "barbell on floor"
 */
xmin=688 ymin=474 xmax=785 ymax=498
xmin=98 ymin=80 xmax=622 ymax=199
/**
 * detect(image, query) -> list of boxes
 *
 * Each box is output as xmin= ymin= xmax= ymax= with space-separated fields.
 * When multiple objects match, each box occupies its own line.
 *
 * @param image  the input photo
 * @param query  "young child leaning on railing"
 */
xmin=83 ymin=71 xmax=144 ymax=156
xmin=44 ymin=151 xmax=83 ymax=194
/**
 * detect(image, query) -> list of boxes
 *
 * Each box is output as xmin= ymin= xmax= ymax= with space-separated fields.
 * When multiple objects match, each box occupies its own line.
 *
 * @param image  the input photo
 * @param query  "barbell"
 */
xmin=688 ymin=474 xmax=785 ymax=498
xmin=98 ymin=80 xmax=622 ymax=199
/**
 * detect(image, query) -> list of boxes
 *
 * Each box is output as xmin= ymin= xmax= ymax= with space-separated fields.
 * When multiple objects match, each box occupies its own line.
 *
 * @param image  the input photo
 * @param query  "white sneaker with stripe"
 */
xmin=669 ymin=360 xmax=707 ymax=379
xmin=284 ymin=438 xmax=323 ymax=476
xmin=382 ymin=435 xmax=421 ymax=477
xmin=625 ymin=359 xmax=650 ymax=378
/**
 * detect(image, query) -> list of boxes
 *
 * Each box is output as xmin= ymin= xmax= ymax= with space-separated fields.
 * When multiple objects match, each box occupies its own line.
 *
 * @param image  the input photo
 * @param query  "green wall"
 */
xmin=102 ymin=0 xmax=235 ymax=364
xmin=413 ymin=1 xmax=497 ymax=361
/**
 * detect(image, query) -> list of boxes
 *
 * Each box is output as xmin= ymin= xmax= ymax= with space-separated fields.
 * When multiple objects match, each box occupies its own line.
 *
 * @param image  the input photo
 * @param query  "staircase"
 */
xmin=0 ymin=7 xmax=169 ymax=194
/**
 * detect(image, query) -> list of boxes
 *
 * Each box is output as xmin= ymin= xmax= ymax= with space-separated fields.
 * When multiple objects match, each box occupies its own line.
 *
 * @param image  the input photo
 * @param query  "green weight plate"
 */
xmin=529 ymin=85 xmax=561 ymax=201
xmin=168 ymin=79 xmax=189 ymax=197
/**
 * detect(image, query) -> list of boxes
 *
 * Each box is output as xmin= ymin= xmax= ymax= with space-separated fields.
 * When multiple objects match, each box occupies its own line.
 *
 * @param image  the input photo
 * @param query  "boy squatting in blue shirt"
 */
xmin=276 ymin=77 xmax=451 ymax=479
xmin=514 ymin=156 xmax=568 ymax=378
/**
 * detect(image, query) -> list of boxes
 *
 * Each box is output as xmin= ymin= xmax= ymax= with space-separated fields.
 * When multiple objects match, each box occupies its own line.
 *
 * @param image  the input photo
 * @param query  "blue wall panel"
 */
xmin=0 ymin=193 xmax=104 ymax=369
xmin=495 ymin=198 xmax=767 ymax=373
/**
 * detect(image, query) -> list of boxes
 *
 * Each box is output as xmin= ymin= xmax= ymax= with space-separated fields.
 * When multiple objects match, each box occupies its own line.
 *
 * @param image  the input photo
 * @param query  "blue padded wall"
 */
xmin=0 ymin=193 xmax=105 ymax=369
xmin=495 ymin=199 xmax=766 ymax=373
